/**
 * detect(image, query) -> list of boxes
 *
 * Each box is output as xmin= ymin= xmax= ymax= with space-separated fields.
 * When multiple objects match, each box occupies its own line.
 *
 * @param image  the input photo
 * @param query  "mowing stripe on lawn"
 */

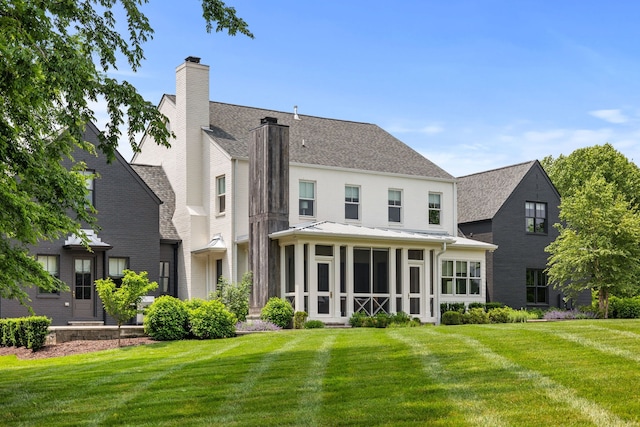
xmin=430 ymin=329 xmax=635 ymax=427
xmin=388 ymin=329 xmax=508 ymax=427
xmin=210 ymin=334 xmax=305 ymax=425
xmin=549 ymin=331 xmax=640 ymax=364
xmin=292 ymin=333 xmax=336 ymax=426
xmin=88 ymin=341 xmax=241 ymax=426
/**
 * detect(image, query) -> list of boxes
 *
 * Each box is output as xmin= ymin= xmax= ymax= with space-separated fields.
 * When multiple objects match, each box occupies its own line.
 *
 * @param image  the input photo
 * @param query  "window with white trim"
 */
xmin=388 ymin=189 xmax=402 ymax=223
xmin=80 ymin=170 xmax=95 ymax=207
xmin=37 ymin=255 xmax=60 ymax=294
xmin=109 ymin=257 xmax=128 ymax=286
xmin=441 ymin=260 xmax=481 ymax=295
xmin=216 ymin=175 xmax=226 ymax=214
xmin=299 ymin=181 xmax=315 ymax=216
xmin=345 ymin=185 xmax=360 ymax=220
xmin=429 ymin=192 xmax=441 ymax=225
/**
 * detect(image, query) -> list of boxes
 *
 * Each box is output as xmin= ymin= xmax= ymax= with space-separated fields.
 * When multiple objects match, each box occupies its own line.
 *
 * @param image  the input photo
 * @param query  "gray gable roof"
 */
xmin=164 ymin=95 xmax=452 ymax=180
xmin=130 ymin=164 xmax=181 ymax=242
xmin=457 ymin=161 xmax=537 ymax=224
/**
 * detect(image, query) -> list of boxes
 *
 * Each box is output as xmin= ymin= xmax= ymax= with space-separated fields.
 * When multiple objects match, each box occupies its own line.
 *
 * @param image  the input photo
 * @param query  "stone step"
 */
xmin=67 ymin=320 xmax=105 ymax=327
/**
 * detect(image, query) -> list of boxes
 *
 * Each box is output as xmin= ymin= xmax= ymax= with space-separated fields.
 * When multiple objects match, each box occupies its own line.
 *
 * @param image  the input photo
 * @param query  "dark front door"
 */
xmin=73 ymin=258 xmax=94 ymax=318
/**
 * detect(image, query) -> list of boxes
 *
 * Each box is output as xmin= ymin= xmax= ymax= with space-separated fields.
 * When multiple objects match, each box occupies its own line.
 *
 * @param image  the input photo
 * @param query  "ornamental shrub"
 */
xmin=261 ymin=297 xmax=294 ymax=328
xmin=441 ymin=310 xmax=462 ymax=325
xmin=440 ymin=302 xmax=465 ymax=314
xmin=144 ymin=296 xmax=189 ymax=340
xmin=212 ymin=272 xmax=252 ymax=322
xmin=349 ymin=311 xmax=368 ymax=327
xmin=189 ymin=300 xmax=236 ymax=339
xmin=464 ymin=307 xmax=490 ymax=324
xmin=25 ymin=316 xmax=51 ymax=351
xmin=609 ymin=296 xmax=640 ymax=319
xmin=304 ymin=320 xmax=325 ymax=329
xmin=293 ymin=311 xmax=308 ymax=329
xmin=235 ymin=320 xmax=281 ymax=332
xmin=488 ymin=307 xmax=511 ymax=323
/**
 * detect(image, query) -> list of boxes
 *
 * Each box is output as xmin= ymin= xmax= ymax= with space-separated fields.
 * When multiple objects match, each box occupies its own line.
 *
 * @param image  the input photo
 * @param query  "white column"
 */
xmin=389 ymin=246 xmax=397 ymax=313
xmin=346 ymin=244 xmax=354 ymax=316
xmin=333 ymin=243 xmax=341 ymax=319
xmin=295 ymin=242 xmax=305 ymax=313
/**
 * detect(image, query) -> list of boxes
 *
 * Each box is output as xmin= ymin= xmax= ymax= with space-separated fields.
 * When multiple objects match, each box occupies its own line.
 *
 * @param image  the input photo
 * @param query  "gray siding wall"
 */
xmin=0 ymin=125 xmax=163 ymax=325
xmin=489 ymin=165 xmax=575 ymax=308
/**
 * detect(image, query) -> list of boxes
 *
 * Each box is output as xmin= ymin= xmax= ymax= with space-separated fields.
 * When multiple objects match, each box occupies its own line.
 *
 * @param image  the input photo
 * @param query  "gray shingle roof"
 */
xmin=164 ymin=96 xmax=452 ymax=179
xmin=457 ymin=161 xmax=537 ymax=223
xmin=130 ymin=164 xmax=181 ymax=242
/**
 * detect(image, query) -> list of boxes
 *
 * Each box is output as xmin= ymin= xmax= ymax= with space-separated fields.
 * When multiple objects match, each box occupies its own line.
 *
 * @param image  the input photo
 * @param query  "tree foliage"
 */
xmin=0 ymin=1 xmax=252 ymax=302
xmin=545 ymin=175 xmax=640 ymax=317
xmin=95 ymin=270 xmax=158 ymax=345
xmin=541 ymin=143 xmax=640 ymax=211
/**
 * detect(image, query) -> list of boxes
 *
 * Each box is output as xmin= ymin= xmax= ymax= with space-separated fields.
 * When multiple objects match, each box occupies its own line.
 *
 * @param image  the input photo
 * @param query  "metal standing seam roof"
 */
xmin=269 ymin=221 xmax=497 ymax=250
xmin=130 ymin=164 xmax=181 ymax=242
xmin=161 ymin=95 xmax=453 ymax=180
xmin=456 ymin=160 xmax=537 ymax=224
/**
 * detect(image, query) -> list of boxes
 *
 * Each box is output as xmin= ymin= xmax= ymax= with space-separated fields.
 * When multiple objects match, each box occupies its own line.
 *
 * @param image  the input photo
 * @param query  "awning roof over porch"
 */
xmin=63 ymin=229 xmax=113 ymax=251
xmin=269 ymin=221 xmax=494 ymax=249
xmin=192 ymin=234 xmax=227 ymax=254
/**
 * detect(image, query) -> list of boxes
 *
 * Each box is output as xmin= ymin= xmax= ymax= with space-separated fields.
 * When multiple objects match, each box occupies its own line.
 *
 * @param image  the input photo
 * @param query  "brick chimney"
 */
xmin=248 ymin=117 xmax=290 ymax=313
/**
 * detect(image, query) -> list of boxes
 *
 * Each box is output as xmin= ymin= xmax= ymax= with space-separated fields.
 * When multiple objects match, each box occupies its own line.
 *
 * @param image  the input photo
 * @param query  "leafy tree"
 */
xmin=95 ymin=270 xmax=158 ymax=346
xmin=0 ymin=1 xmax=252 ymax=303
xmin=545 ymin=175 xmax=640 ymax=317
xmin=541 ymin=143 xmax=640 ymax=211
xmin=211 ymin=272 xmax=252 ymax=322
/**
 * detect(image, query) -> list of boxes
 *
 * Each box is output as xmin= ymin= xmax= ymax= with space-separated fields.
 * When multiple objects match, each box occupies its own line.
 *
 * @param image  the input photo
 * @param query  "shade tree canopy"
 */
xmin=0 ymin=0 xmax=252 ymax=303
xmin=543 ymin=146 xmax=640 ymax=316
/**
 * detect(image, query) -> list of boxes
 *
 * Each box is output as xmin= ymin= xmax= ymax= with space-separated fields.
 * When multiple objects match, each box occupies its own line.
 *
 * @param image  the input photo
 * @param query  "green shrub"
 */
xmin=25 ymin=316 xmax=51 ymax=351
xmin=304 ymin=320 xmax=325 ymax=329
xmin=485 ymin=302 xmax=505 ymax=311
xmin=212 ymin=272 xmax=252 ymax=322
xmin=505 ymin=308 xmax=530 ymax=323
xmin=189 ymin=300 xmax=236 ymax=339
xmin=488 ymin=307 xmax=511 ymax=323
xmin=373 ymin=313 xmax=390 ymax=328
xmin=526 ymin=308 xmax=545 ymax=319
xmin=144 ymin=296 xmax=189 ymax=341
xmin=0 ymin=317 xmax=50 ymax=351
xmin=390 ymin=311 xmax=412 ymax=325
xmin=440 ymin=302 xmax=465 ymax=314
xmin=293 ymin=311 xmax=308 ymax=329
xmin=468 ymin=302 xmax=485 ymax=311
xmin=609 ymin=296 xmax=640 ymax=319
xmin=441 ymin=310 xmax=462 ymax=325
xmin=184 ymin=298 xmax=207 ymax=312
xmin=349 ymin=311 xmax=368 ymax=327
xmin=261 ymin=297 xmax=294 ymax=328
xmin=464 ymin=307 xmax=490 ymax=324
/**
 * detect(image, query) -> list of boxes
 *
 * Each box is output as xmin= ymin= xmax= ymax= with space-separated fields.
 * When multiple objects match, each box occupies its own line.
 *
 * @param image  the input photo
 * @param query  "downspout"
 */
xmin=434 ymin=242 xmax=447 ymax=325
xmin=173 ymin=243 xmax=179 ymax=298
xmin=232 ymin=158 xmax=238 ymax=282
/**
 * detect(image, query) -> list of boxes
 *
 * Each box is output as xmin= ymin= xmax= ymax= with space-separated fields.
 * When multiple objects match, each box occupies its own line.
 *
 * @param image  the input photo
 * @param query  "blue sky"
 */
xmin=105 ymin=0 xmax=640 ymax=177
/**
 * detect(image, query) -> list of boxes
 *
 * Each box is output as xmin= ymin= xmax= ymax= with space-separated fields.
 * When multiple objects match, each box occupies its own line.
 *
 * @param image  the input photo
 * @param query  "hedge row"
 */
xmin=0 ymin=316 xmax=51 ymax=351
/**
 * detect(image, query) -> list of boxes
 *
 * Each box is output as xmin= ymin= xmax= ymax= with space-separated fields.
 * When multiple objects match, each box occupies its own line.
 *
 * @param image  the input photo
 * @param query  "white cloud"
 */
xmin=589 ymin=109 xmax=628 ymax=124
xmin=420 ymin=125 xmax=444 ymax=134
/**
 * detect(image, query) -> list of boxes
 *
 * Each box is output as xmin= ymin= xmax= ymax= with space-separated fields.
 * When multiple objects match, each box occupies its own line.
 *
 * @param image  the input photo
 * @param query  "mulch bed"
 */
xmin=0 ymin=337 xmax=156 ymax=360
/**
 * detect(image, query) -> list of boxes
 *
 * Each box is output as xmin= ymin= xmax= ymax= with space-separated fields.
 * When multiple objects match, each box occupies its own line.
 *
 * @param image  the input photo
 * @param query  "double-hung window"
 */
xmin=159 ymin=261 xmax=170 ymax=294
xmin=299 ymin=181 xmax=315 ymax=216
xmin=216 ymin=175 xmax=226 ymax=214
xmin=80 ymin=170 xmax=95 ymax=207
xmin=37 ymin=255 xmax=60 ymax=294
xmin=388 ymin=189 xmax=402 ymax=223
xmin=525 ymin=202 xmax=547 ymax=233
xmin=109 ymin=257 xmax=128 ymax=286
xmin=345 ymin=185 xmax=360 ymax=220
xmin=429 ymin=192 xmax=441 ymax=225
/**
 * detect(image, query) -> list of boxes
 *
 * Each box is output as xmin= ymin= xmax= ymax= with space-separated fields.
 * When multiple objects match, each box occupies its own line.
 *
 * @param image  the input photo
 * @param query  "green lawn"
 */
xmin=2 ymin=320 xmax=640 ymax=426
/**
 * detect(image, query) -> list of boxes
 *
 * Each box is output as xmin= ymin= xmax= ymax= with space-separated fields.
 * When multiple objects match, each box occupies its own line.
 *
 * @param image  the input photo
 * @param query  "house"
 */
xmin=0 ymin=122 xmax=181 ymax=326
xmin=457 ymin=160 xmax=590 ymax=309
xmin=132 ymin=57 xmax=496 ymax=324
